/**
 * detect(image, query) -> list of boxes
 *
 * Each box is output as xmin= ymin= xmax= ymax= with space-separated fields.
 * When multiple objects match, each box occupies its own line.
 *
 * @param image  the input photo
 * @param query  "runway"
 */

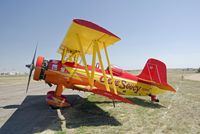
xmin=0 ymin=77 xmax=89 ymax=134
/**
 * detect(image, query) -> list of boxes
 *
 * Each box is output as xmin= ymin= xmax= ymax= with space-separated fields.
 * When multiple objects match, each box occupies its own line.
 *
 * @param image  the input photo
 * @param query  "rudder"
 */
xmin=138 ymin=58 xmax=167 ymax=85
xmin=137 ymin=58 xmax=175 ymax=92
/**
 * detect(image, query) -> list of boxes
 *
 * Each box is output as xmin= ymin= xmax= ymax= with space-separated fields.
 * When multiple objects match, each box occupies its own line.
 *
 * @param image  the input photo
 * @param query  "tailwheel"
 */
xmin=46 ymin=91 xmax=71 ymax=109
xmin=150 ymin=95 xmax=159 ymax=103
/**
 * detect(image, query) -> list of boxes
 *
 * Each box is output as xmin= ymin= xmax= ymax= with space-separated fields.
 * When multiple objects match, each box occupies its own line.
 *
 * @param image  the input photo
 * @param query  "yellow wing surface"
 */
xmin=58 ymin=19 xmax=121 ymax=54
xmin=58 ymin=19 xmax=120 ymax=97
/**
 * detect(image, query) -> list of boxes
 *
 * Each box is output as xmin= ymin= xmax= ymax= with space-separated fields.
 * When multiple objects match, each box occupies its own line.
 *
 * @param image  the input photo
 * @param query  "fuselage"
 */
xmin=41 ymin=60 xmax=167 ymax=96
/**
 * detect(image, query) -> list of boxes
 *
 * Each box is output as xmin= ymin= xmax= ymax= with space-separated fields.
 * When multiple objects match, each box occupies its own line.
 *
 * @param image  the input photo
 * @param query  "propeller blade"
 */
xmin=26 ymin=69 xmax=32 ymax=93
xmin=32 ymin=44 xmax=38 ymax=65
xmin=26 ymin=45 xmax=38 ymax=93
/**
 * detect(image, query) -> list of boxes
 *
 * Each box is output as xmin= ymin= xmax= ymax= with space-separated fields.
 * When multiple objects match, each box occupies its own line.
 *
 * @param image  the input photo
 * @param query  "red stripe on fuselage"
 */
xmin=48 ymin=60 xmax=157 ymax=86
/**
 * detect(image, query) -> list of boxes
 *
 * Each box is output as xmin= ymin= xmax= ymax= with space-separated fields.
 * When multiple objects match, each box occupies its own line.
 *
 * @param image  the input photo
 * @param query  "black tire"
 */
xmin=49 ymin=105 xmax=59 ymax=109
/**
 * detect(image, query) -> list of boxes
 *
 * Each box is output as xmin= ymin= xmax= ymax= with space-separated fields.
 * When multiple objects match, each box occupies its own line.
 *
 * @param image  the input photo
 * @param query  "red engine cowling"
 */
xmin=33 ymin=56 xmax=46 ymax=81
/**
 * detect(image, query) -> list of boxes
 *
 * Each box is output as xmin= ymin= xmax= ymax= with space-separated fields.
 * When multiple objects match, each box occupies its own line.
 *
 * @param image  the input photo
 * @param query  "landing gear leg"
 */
xmin=46 ymin=85 xmax=71 ymax=109
xmin=150 ymin=95 xmax=159 ymax=102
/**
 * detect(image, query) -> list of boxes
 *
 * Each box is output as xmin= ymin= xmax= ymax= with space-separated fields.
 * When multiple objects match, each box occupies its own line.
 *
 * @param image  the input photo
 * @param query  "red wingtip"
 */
xmin=73 ymin=19 xmax=120 ymax=39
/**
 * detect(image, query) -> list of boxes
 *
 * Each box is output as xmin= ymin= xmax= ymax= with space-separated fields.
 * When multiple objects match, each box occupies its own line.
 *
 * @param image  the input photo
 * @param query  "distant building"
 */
xmin=0 ymin=71 xmax=27 ymax=76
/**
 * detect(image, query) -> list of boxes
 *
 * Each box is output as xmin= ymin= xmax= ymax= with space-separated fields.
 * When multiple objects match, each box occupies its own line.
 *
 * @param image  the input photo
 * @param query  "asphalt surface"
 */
xmin=0 ymin=80 xmax=88 ymax=134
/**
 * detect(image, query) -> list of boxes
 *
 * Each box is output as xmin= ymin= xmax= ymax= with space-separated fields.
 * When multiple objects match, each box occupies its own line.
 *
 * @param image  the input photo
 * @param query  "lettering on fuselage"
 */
xmin=100 ymin=76 xmax=142 ymax=93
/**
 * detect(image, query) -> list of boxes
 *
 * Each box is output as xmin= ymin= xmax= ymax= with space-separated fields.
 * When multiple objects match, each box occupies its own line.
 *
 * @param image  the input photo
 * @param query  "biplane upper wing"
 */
xmin=58 ymin=19 xmax=121 ymax=54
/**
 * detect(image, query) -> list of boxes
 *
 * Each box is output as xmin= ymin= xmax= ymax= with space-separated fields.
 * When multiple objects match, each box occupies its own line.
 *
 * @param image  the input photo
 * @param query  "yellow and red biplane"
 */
xmin=26 ymin=19 xmax=176 ymax=108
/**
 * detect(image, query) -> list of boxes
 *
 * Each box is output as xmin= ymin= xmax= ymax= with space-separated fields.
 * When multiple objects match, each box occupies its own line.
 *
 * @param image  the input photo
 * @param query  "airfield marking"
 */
xmin=57 ymin=109 xmax=67 ymax=131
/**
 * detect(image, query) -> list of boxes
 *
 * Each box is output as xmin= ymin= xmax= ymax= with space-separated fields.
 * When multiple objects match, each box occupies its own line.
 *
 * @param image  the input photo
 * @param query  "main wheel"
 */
xmin=46 ymin=91 xmax=70 ymax=109
xmin=150 ymin=95 xmax=159 ymax=102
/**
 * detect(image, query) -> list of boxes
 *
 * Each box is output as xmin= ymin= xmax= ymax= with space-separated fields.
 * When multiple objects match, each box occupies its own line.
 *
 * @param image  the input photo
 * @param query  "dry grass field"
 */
xmin=0 ymin=70 xmax=200 ymax=134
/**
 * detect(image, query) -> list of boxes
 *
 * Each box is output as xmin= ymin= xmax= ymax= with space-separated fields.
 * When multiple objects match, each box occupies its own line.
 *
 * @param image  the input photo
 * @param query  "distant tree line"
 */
xmin=197 ymin=67 xmax=200 ymax=73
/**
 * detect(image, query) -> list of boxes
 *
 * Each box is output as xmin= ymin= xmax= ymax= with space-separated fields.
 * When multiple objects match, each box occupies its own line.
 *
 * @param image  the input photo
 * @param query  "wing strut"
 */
xmin=61 ymin=48 xmax=67 ymax=64
xmin=112 ymin=100 xmax=116 ymax=108
xmin=70 ymin=32 xmax=118 ymax=95
xmin=90 ymin=44 xmax=97 ymax=87
xmin=76 ymin=33 xmax=92 ymax=87
xmin=103 ymin=42 xmax=117 ymax=94
xmin=94 ymin=40 xmax=111 ymax=92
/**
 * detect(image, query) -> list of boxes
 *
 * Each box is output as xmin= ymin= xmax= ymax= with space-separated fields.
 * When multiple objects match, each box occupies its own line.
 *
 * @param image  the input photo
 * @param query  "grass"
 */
xmin=2 ymin=70 xmax=199 ymax=133
xmin=54 ymin=131 xmax=66 ymax=134
xmin=57 ymin=69 xmax=200 ymax=134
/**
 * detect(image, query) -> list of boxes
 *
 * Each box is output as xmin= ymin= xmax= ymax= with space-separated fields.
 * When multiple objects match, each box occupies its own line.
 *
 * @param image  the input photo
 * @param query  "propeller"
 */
xmin=25 ymin=45 xmax=37 ymax=93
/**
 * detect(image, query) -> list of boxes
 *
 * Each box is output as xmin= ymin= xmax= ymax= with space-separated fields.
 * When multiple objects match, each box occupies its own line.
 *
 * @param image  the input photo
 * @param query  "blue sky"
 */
xmin=0 ymin=0 xmax=200 ymax=72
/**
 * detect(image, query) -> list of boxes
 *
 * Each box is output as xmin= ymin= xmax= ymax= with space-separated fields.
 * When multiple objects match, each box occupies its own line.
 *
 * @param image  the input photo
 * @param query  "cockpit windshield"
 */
xmin=107 ymin=65 xmax=123 ymax=76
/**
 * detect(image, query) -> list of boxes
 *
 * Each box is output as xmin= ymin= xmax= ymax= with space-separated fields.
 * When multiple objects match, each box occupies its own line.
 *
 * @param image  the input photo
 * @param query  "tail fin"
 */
xmin=138 ymin=58 xmax=175 ymax=92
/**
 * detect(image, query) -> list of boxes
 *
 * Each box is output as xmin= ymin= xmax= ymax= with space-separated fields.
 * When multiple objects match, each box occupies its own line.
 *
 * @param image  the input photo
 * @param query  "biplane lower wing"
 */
xmin=74 ymin=84 xmax=133 ymax=104
xmin=91 ymin=89 xmax=133 ymax=104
